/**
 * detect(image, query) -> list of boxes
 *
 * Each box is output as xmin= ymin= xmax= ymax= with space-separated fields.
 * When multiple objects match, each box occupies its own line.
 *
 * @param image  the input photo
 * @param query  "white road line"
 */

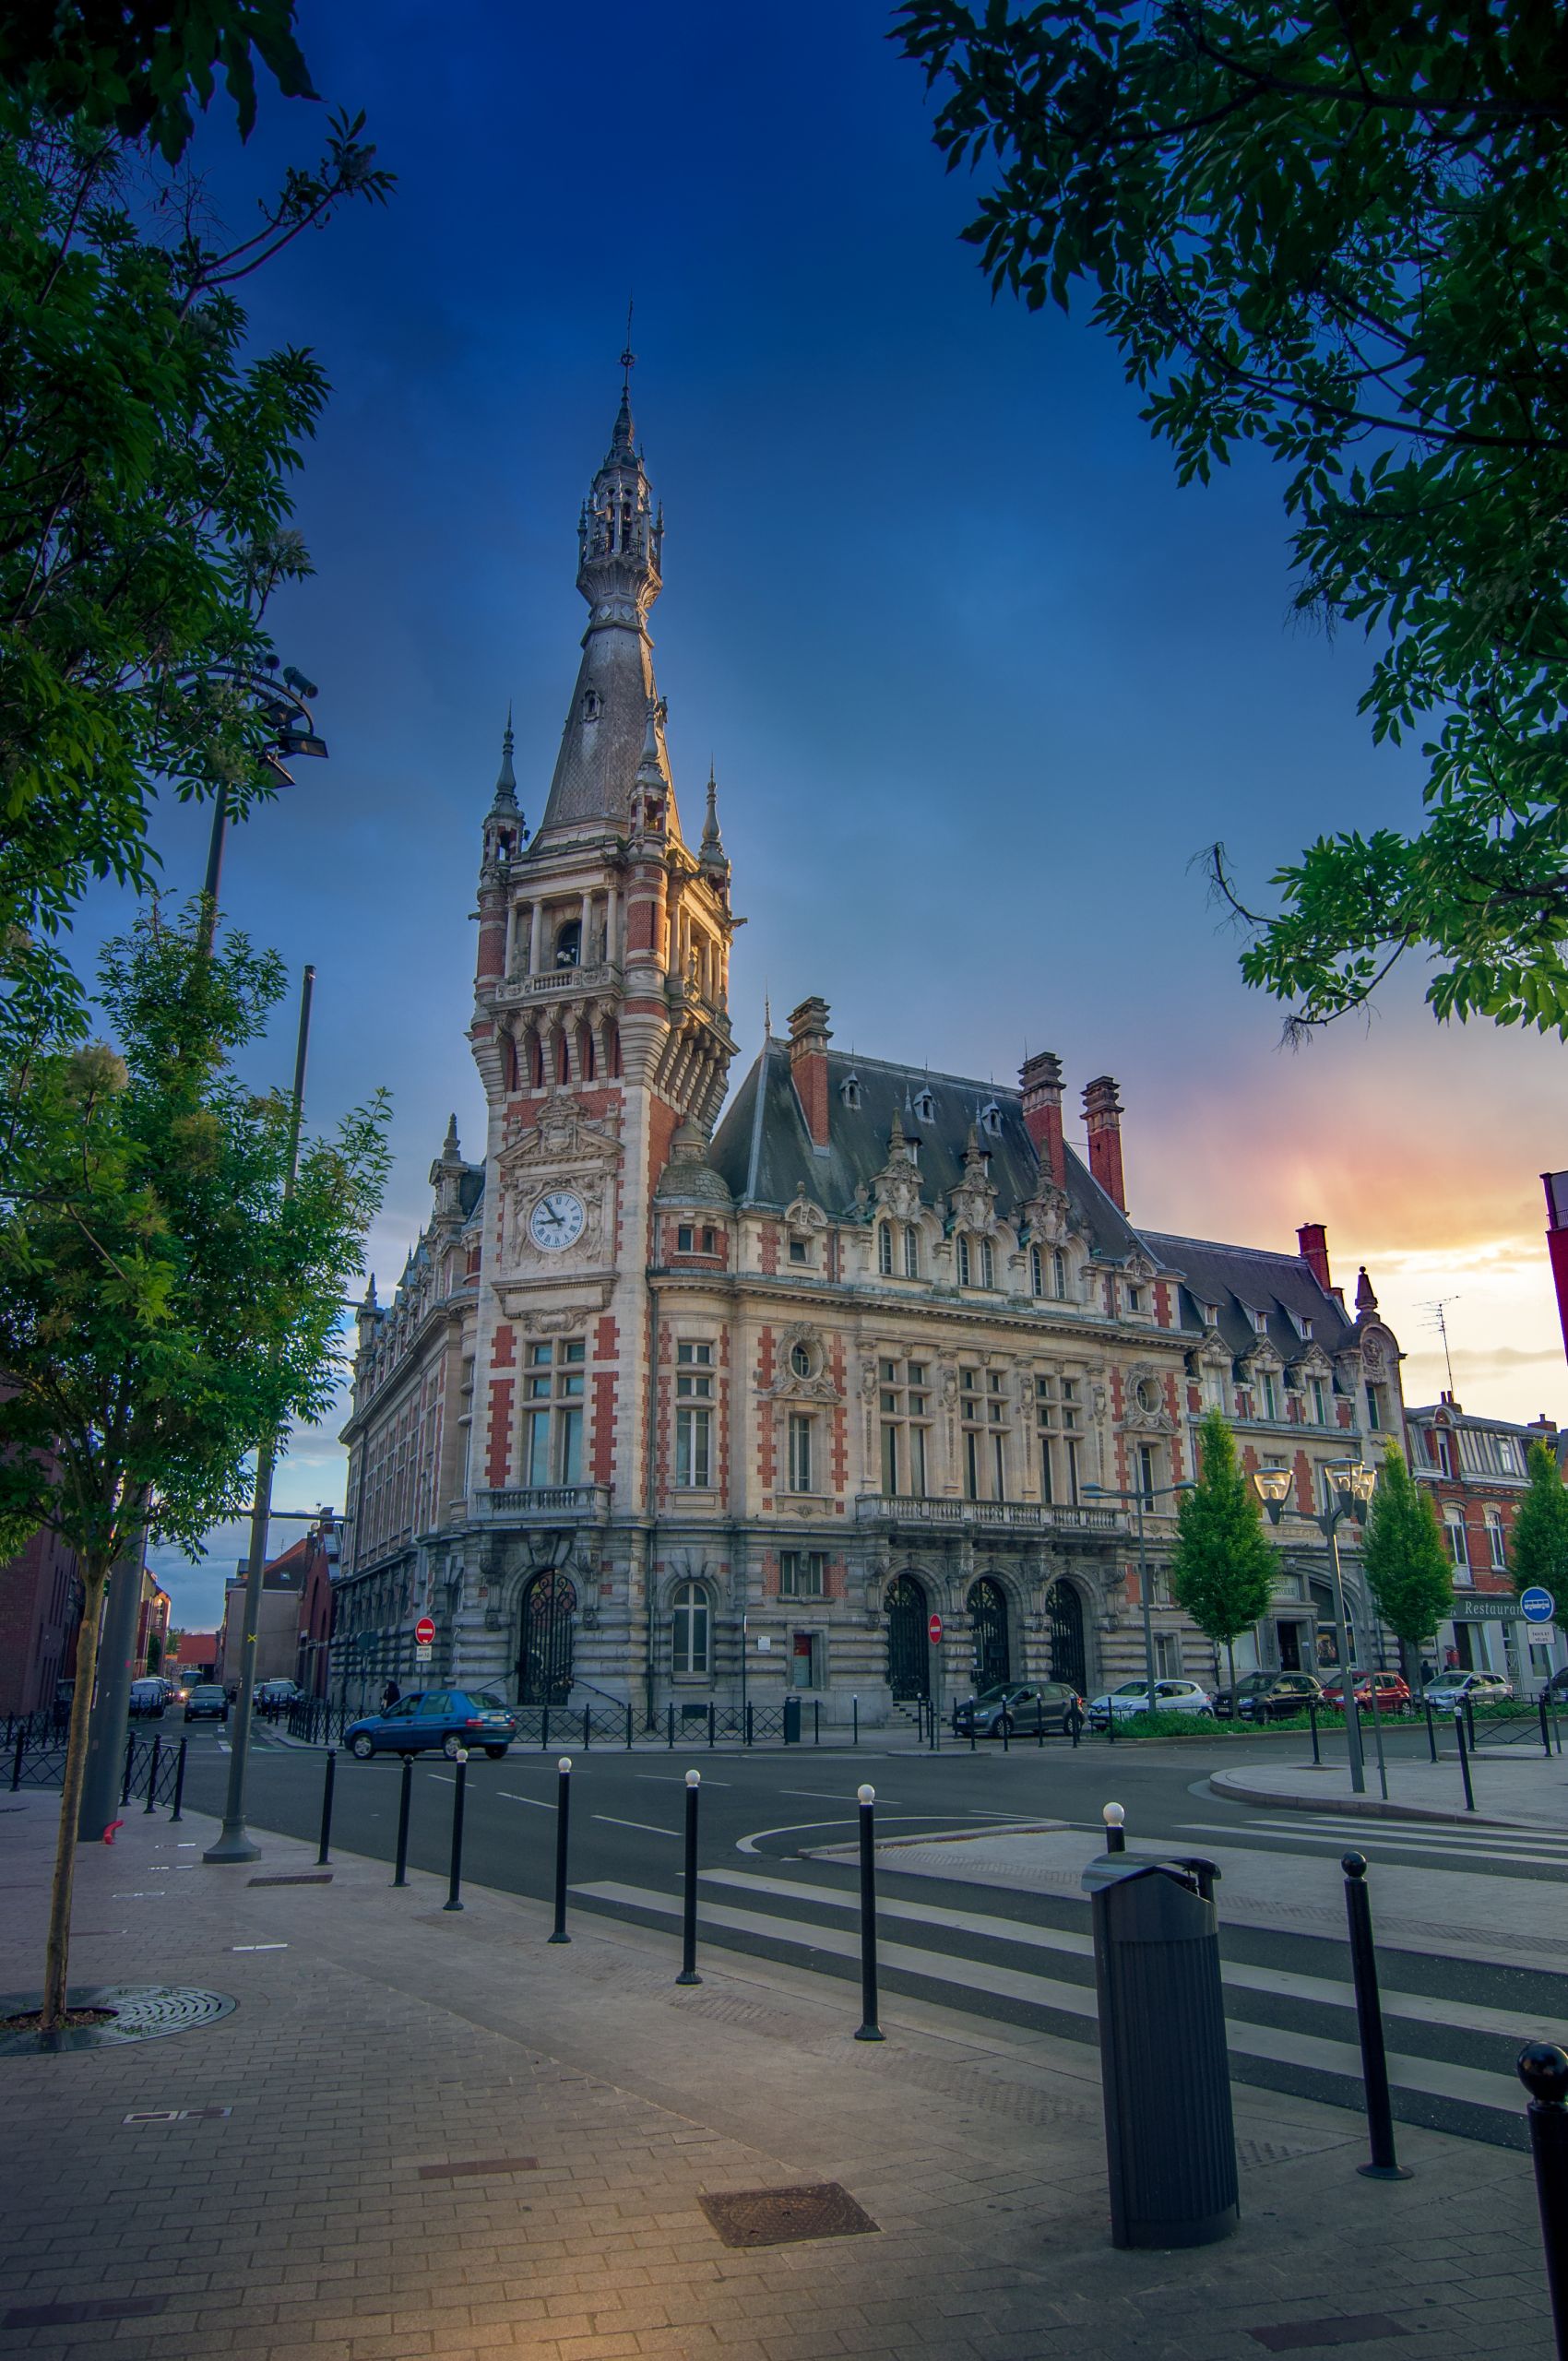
xmin=1177 ymin=1820 xmax=1568 ymax=1869
xmin=232 ymin=1943 xmax=288 ymax=1952
xmin=496 ymin=1792 xmax=553 ymax=1810
xmin=570 ymin=1880 xmax=1525 ymax=2118
xmin=636 ymin=1774 xmax=732 ymax=1786
xmin=593 ymin=1814 xmax=679 ymax=1837
xmin=778 ymin=1789 xmax=900 ymax=1804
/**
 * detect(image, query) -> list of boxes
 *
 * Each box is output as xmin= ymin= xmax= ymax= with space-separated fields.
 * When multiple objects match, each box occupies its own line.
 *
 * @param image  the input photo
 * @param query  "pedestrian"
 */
xmin=381 ymin=1679 xmax=401 ymax=1711
xmin=1420 ymin=1657 xmax=1434 ymax=1691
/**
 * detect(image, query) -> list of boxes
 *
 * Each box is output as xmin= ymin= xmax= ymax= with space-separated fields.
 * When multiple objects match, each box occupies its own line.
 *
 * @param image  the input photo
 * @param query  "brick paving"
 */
xmin=0 ymin=1789 xmax=1556 ymax=2360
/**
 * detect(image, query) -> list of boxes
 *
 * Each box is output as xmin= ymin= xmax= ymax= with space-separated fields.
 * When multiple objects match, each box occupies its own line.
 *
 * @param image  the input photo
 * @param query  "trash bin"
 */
xmin=1081 ymin=1852 xmax=1238 ymax=2249
xmin=781 ymin=1696 xmax=802 ymax=1745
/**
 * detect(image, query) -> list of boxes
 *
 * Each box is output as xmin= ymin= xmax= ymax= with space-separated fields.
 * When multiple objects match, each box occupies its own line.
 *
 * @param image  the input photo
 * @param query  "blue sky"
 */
xmin=77 ymin=0 xmax=1563 ymax=1627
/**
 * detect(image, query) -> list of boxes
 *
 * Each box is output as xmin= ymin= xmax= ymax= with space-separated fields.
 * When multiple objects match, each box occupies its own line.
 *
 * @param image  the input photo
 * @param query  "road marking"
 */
xmin=427 ymin=1774 xmax=455 ymax=1785
xmin=232 ymin=1943 xmax=288 ymax=1952
xmin=736 ymin=1815 xmax=1000 ymax=1856
xmin=778 ymin=1789 xmax=900 ymax=1804
xmin=1177 ymin=1820 xmax=1568 ymax=1869
xmin=636 ymin=1774 xmax=732 ymax=1786
xmin=593 ymin=1814 xmax=679 ymax=1837
xmin=497 ymin=1792 xmax=553 ymax=1810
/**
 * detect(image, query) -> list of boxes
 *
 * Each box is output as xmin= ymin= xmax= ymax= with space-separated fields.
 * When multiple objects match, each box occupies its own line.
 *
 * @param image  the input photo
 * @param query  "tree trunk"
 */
xmin=1226 ymin=1639 xmax=1237 ymax=1713
xmin=41 ymin=1562 xmax=108 ymax=2032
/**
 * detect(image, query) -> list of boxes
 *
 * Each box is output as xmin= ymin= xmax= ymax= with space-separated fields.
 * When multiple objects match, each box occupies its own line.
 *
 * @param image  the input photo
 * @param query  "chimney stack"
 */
xmin=1297 ymin=1223 xmax=1332 ymax=1294
xmin=788 ymin=996 xmax=832 ymax=1150
xmin=1019 ymin=1051 xmax=1067 ymax=1191
xmin=1083 ymin=1075 xmax=1125 ymax=1212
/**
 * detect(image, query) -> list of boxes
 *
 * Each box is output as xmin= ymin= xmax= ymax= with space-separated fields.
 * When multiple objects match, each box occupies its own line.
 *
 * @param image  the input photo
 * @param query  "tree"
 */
xmin=0 ymin=0 xmax=315 ymax=162
xmin=0 ymin=903 xmax=389 ymax=2028
xmin=146 ymin=1630 xmax=162 ymax=1674
xmin=897 ymin=0 xmax=1568 ymax=1038
xmin=1510 ymin=1439 xmax=1568 ymax=1608
xmin=1360 ymin=1442 xmax=1453 ymax=1685
xmin=1170 ymin=1407 xmax=1279 ymax=1700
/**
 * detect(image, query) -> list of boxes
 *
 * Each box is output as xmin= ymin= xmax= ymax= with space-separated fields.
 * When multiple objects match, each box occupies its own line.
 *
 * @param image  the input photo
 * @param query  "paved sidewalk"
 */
xmin=0 ymin=1791 xmax=1556 ymax=2361
xmin=1208 ymin=1753 xmax=1568 ymax=1828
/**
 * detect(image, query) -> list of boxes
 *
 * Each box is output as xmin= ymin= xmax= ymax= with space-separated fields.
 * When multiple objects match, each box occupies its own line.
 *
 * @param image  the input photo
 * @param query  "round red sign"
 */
xmin=414 ymin=1617 xmax=435 ymax=1648
xmin=928 ymin=1613 xmax=943 ymax=1646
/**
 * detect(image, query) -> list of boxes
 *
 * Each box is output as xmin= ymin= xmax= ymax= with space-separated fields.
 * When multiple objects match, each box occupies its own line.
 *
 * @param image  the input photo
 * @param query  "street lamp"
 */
xmin=1083 ymin=1477 xmax=1195 ymax=1709
xmin=1251 ymin=1460 xmax=1376 ymax=1795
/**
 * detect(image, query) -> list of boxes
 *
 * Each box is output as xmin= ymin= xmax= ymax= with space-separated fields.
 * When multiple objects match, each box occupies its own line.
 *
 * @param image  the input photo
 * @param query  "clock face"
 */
xmin=529 ymin=1190 xmax=586 ymax=1252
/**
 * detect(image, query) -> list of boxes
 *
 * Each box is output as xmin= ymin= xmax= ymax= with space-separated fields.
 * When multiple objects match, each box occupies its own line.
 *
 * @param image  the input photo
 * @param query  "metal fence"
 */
xmin=8 ymin=1727 xmax=187 ymax=1813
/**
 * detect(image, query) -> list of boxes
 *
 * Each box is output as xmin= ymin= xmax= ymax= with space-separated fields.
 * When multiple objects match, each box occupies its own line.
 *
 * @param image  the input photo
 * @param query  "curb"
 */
xmin=1207 ymin=1766 xmax=1527 ymax=1830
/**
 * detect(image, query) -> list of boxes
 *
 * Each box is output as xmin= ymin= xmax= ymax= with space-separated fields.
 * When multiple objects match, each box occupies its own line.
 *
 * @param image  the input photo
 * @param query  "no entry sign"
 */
xmin=415 ymin=1617 xmax=435 ymax=1647
xmin=928 ymin=1613 xmax=943 ymax=1646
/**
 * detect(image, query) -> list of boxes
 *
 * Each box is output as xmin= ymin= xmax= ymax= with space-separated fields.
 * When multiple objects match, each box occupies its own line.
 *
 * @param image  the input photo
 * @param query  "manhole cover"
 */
xmin=0 ymin=1985 xmax=236 ymax=2057
xmin=698 ymin=2183 xmax=879 ymax=2249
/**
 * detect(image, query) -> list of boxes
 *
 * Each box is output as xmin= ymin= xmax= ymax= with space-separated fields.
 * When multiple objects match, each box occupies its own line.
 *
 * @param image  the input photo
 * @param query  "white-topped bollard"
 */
xmin=1103 ymin=1801 xmax=1127 ymax=1855
xmin=678 ymin=1770 xmax=702 ymax=1984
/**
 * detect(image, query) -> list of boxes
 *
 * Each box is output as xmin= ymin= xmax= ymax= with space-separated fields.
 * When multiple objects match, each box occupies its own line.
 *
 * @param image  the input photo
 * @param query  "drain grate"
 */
xmin=698 ymin=2183 xmax=879 ymax=2250
xmin=416 ymin=2156 xmax=539 ymax=2180
xmin=247 ymin=1871 xmax=331 ymax=1886
xmin=1250 ymin=2320 xmax=1408 ymax=2353
xmin=124 ymin=2107 xmax=231 ymax=2125
xmin=4 ymin=2297 xmax=165 ymax=2329
xmin=0 ymin=1985 xmax=235 ymax=2058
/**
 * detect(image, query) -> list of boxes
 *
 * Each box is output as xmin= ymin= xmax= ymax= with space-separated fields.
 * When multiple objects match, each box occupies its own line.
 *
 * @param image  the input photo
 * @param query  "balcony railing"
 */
xmin=473 ymin=1485 xmax=612 ymax=1521
xmin=855 ymin=1494 xmax=1122 ymax=1536
xmin=494 ymin=963 xmax=619 ymax=1005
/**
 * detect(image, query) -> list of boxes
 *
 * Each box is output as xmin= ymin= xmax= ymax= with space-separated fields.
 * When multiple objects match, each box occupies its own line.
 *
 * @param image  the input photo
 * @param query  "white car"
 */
xmin=1087 ymin=1678 xmax=1215 ymax=1727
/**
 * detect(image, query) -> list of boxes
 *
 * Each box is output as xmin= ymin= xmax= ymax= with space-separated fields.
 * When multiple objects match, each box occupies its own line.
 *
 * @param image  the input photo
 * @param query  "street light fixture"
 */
xmin=1083 ymin=1477 xmax=1195 ymax=1709
xmin=1250 ymin=1458 xmax=1377 ymax=1795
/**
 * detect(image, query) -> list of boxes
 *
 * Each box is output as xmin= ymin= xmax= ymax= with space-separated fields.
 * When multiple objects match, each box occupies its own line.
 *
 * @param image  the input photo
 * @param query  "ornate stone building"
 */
xmin=334 ymin=386 xmax=1409 ymax=1725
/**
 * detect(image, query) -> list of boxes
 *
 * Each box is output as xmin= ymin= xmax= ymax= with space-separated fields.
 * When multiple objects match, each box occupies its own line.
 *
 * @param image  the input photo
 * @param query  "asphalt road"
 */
xmin=173 ymin=1721 xmax=1568 ymax=2153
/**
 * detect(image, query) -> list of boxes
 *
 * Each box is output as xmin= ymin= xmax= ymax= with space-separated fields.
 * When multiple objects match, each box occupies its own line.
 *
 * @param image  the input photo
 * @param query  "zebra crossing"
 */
xmin=1173 ymin=1810 xmax=1568 ymax=1876
xmin=571 ymin=1841 xmax=1566 ymax=2150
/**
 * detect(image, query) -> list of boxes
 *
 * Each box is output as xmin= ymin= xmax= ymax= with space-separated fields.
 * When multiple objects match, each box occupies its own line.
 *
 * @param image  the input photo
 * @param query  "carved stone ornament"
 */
xmin=784 ymin=1186 xmax=830 ymax=1236
xmin=764 ymin=1322 xmax=841 ymax=1406
xmin=1360 ymin=1331 xmax=1389 ymax=1374
xmin=496 ymin=1093 xmax=623 ymax=1273
xmin=1119 ymin=1362 xmax=1177 ymax=1435
xmin=517 ymin=1308 xmax=586 ymax=1338
xmin=947 ymin=1129 xmax=999 ymax=1239
xmin=1022 ymin=1182 xmax=1081 ymax=1249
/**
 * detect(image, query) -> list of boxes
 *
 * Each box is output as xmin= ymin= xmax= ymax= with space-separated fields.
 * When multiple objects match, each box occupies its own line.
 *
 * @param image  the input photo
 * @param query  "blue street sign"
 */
xmin=1519 ymin=1585 xmax=1556 ymax=1625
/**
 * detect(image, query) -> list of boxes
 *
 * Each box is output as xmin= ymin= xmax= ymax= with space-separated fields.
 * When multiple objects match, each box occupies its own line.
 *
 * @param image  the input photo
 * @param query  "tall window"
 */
xmin=879 ymin=1358 xmax=931 ymax=1497
xmin=1030 ymin=1245 xmax=1043 ymax=1298
xmin=903 ymin=1226 xmax=920 ymax=1278
xmin=1445 ymin=1506 xmax=1470 ymax=1572
xmin=1310 ymin=1375 xmax=1329 ymax=1425
xmin=787 ymin=1412 xmax=815 ymax=1493
xmin=674 ymin=1341 xmax=713 ymax=1489
xmin=522 ymin=1340 xmax=585 ymax=1486
xmin=1051 ymin=1249 xmax=1067 ymax=1299
xmin=980 ymin=1237 xmax=995 ymax=1288
xmin=671 ymin=1582 xmax=709 ymax=1675
xmin=1260 ymin=1370 xmax=1279 ymax=1421
xmin=960 ymin=1368 xmax=1009 ymax=1500
xmin=780 ymin=1550 xmax=826 ymax=1597
xmin=1486 ymin=1509 xmax=1507 ymax=1571
xmin=1036 ymin=1374 xmax=1083 ymax=1505
xmin=956 ymin=1235 xmax=970 ymax=1287
xmin=878 ymin=1222 xmax=894 ymax=1275
xmin=1366 ymin=1382 xmax=1384 ymax=1432
xmin=1137 ymin=1443 xmax=1158 ymax=1513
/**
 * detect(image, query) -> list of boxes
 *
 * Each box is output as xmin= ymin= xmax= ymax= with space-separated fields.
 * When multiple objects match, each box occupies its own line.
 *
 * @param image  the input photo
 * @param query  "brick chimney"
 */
xmin=1019 ymin=1050 xmax=1066 ymax=1191
xmin=1297 ymin=1223 xmax=1332 ymax=1293
xmin=787 ymin=996 xmax=832 ymax=1150
xmin=1083 ymin=1075 xmax=1125 ymax=1211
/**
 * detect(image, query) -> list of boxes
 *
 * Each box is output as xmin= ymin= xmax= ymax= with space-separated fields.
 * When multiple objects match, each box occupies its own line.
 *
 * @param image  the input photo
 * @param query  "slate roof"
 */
xmin=707 ymin=1037 xmax=1145 ymax=1257
xmin=1140 ymin=1231 xmax=1357 ymax=1365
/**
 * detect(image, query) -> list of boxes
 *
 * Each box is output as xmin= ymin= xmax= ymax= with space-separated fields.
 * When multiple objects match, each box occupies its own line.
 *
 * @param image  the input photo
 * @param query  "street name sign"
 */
xmin=1520 ymin=1587 xmax=1555 ymax=1624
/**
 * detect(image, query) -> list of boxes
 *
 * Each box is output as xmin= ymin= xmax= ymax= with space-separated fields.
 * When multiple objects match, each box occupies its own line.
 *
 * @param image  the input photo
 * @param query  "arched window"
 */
xmin=1445 ymin=1507 xmax=1469 ymax=1572
xmin=1486 ymin=1509 xmax=1507 ymax=1571
xmin=529 ymin=1033 xmax=545 ymax=1089
xmin=671 ymin=1582 xmax=710 ymax=1677
xmin=840 ymin=1073 xmax=861 ymax=1109
xmin=979 ymin=1237 xmax=995 ymax=1289
xmin=956 ymin=1234 xmax=971 ymax=1287
xmin=913 ymin=1088 xmax=935 ymax=1126
xmin=980 ymin=1100 xmax=1003 ymax=1138
xmin=1030 ymin=1245 xmax=1043 ymax=1298
xmin=576 ymin=1020 xmax=596 ymax=1081
xmin=1051 ymin=1248 xmax=1067 ymax=1300
xmin=903 ymin=1226 xmax=920 ymax=1279
xmin=554 ymin=918 xmax=581 ymax=969
xmin=878 ymin=1222 xmax=894 ymax=1276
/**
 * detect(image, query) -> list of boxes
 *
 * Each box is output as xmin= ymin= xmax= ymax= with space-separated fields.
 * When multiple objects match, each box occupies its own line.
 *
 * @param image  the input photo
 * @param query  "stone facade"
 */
xmin=1404 ymin=1393 xmax=1562 ymax=1686
xmin=335 ymin=386 xmax=1411 ymax=1726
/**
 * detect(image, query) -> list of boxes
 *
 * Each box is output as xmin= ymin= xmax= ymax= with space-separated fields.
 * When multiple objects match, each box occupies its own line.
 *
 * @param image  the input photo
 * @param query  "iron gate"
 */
xmin=1044 ymin=1579 xmax=1086 ymax=1697
xmin=967 ymin=1577 xmax=1010 ymax=1691
xmin=517 ymin=1571 xmax=576 ymax=1705
xmin=885 ymin=1572 xmax=930 ymax=1702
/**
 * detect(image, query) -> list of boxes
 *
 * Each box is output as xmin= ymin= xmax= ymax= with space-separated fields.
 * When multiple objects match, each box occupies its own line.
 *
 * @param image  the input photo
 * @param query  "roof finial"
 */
xmin=608 ymin=301 xmax=637 ymax=463
xmin=493 ymin=705 xmax=517 ymax=809
xmin=621 ymin=296 xmax=636 ymax=394
xmin=700 ymin=763 xmax=727 ymax=868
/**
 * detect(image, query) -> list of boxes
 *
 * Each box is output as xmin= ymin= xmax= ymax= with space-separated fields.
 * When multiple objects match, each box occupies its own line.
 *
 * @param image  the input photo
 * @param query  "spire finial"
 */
xmin=621 ymin=297 xmax=636 ymax=394
xmin=700 ymin=763 xmax=727 ymax=867
xmin=493 ymin=706 xmax=517 ymax=809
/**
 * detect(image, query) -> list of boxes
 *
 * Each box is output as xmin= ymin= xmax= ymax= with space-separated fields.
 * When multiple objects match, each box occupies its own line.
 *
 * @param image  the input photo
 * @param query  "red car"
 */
xmin=1319 ymin=1671 xmax=1411 ymax=1714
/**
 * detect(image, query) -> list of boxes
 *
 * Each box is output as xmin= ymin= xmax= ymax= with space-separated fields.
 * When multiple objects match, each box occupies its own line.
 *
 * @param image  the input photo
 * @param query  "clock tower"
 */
xmin=459 ymin=367 xmax=739 ymax=1698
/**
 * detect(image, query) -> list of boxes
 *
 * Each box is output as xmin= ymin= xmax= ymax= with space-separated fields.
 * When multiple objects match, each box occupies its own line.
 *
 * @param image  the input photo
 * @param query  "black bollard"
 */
xmin=1517 ymin=2042 xmax=1568 ymax=2357
xmin=707 ymin=1702 xmax=716 ymax=1749
xmin=666 ymin=1702 xmax=674 ymax=1750
xmin=391 ymin=1754 xmax=413 ymax=1888
xmin=317 ymin=1746 xmax=337 ymax=1865
xmin=1002 ymin=1710 xmax=1010 ymax=1754
xmin=1542 ymin=1694 xmax=1553 ymax=1761
xmin=1103 ymin=1801 xmax=1126 ymax=1854
xmin=814 ymin=1700 xmax=821 ymax=1747
xmin=745 ymin=1702 xmax=754 ymax=1747
xmin=121 ymin=1730 xmax=137 ymax=1806
xmin=677 ymin=1770 xmax=701 ymax=1984
xmin=550 ymin=1756 xmax=572 ymax=1942
xmin=1424 ymin=1697 xmax=1438 ymax=1764
xmin=443 ymin=1751 xmax=468 ymax=1910
xmin=1070 ymin=1700 xmax=1081 ymax=1750
xmin=1466 ymin=1693 xmax=1477 ymax=1754
xmin=1309 ymin=1700 xmax=1321 ymax=1765
xmin=968 ymin=1710 xmax=976 ymax=1752
xmin=852 ymin=1694 xmax=859 ymax=1749
xmin=168 ymin=1737 xmax=187 ymax=1822
xmin=541 ymin=1704 xmax=550 ymax=1754
xmin=9 ymin=1724 xmax=23 ymax=1793
xmin=1341 ymin=1854 xmax=1412 ymax=2180
xmin=1107 ymin=1699 xmax=1116 ymax=1746
xmin=625 ymin=1702 xmax=633 ymax=1750
xmin=1454 ymin=1706 xmax=1477 ymax=1813
xmin=143 ymin=1732 xmax=161 ymax=1813
xmin=583 ymin=1704 xmax=591 ymax=1752
xmin=854 ymin=1784 xmax=884 ymax=2041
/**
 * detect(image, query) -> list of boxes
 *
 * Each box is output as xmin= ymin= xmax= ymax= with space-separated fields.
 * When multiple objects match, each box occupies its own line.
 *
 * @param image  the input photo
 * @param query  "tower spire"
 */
xmin=492 ymin=704 xmax=517 ymax=811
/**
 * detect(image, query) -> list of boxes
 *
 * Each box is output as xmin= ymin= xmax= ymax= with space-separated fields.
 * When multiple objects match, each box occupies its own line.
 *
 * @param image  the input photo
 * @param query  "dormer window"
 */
xmin=840 ymin=1073 xmax=861 ymax=1109
xmin=912 ymin=1088 xmax=935 ymax=1126
xmin=1126 ymin=1285 xmax=1145 ymax=1314
xmin=980 ymin=1100 xmax=1003 ymax=1139
xmin=581 ymin=688 xmax=601 ymax=722
xmin=1299 ymin=1316 xmax=1313 ymax=1339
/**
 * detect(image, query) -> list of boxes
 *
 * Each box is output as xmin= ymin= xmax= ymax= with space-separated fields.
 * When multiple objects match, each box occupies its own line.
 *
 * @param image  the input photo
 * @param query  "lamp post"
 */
xmin=1251 ymin=1461 xmax=1376 ymax=1796
xmin=1083 ymin=1477 xmax=1195 ymax=1708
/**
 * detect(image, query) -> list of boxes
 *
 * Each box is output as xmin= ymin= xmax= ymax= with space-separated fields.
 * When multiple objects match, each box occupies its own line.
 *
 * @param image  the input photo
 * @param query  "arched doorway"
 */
xmin=885 ymin=1572 xmax=929 ymax=1702
xmin=517 ymin=1570 xmax=576 ymax=1704
xmin=967 ymin=1577 xmax=1010 ymax=1691
xmin=1043 ymin=1579 xmax=1086 ymax=1697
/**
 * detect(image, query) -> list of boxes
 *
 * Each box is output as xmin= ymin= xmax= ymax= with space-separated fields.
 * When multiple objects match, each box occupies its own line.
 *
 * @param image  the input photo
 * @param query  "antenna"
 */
xmin=620 ymin=297 xmax=636 ymax=391
xmin=1420 ymin=1298 xmax=1461 ymax=1394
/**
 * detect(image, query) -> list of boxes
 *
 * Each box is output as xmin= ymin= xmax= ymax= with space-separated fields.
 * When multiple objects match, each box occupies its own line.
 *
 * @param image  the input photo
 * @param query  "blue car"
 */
xmin=345 ymin=1689 xmax=518 ymax=1761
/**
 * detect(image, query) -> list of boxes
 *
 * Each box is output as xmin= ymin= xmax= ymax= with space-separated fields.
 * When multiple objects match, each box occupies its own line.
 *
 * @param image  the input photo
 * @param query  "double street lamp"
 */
xmin=1250 ymin=1460 xmax=1377 ymax=1796
xmin=1082 ymin=1476 xmax=1195 ymax=1709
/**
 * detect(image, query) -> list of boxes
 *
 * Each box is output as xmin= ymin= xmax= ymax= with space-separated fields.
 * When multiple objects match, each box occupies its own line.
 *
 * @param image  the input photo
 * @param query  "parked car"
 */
xmin=1087 ymin=1678 xmax=1215 ymax=1727
xmin=184 ymin=1683 xmax=230 ymax=1721
xmin=255 ymin=1679 xmax=304 ymax=1714
xmin=1544 ymin=1665 xmax=1568 ymax=1702
xmin=344 ymin=1690 xmax=519 ymax=1761
xmin=1212 ymin=1672 xmax=1324 ymax=1723
xmin=952 ymin=1680 xmax=1085 ymax=1739
xmin=1319 ymin=1671 xmax=1412 ymax=1714
xmin=1423 ymin=1669 xmax=1514 ymax=1706
xmin=128 ymin=1676 xmax=167 ymax=1718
